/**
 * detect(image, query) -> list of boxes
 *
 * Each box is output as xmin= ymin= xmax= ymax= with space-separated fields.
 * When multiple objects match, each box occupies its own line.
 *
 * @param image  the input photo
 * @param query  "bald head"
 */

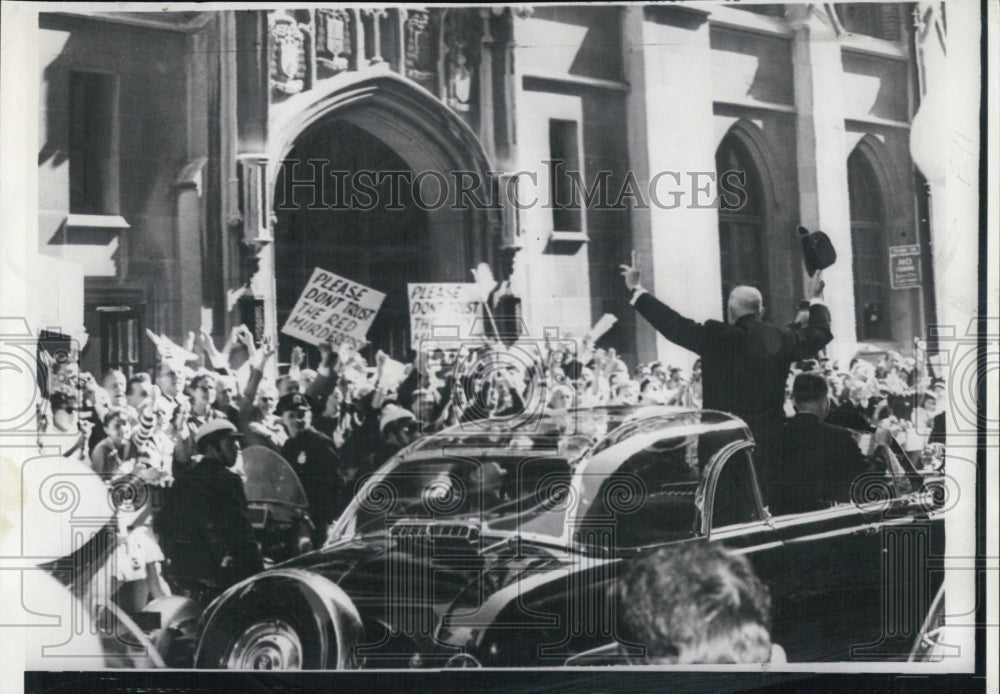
xmin=727 ymin=286 xmax=764 ymax=323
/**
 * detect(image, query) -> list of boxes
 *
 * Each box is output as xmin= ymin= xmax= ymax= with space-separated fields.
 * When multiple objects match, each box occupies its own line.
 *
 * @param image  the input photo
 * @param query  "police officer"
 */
xmin=277 ymin=393 xmax=342 ymax=547
xmin=154 ymin=420 xmax=263 ymax=593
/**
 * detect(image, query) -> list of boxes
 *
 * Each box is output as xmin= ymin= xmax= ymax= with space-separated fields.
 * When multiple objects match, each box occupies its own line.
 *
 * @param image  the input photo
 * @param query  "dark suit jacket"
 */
xmin=928 ymin=411 xmax=946 ymax=445
xmin=282 ymin=427 xmax=342 ymax=530
xmin=634 ymin=292 xmax=832 ymax=439
xmin=772 ymin=413 xmax=869 ymax=515
xmin=155 ymin=456 xmax=263 ymax=587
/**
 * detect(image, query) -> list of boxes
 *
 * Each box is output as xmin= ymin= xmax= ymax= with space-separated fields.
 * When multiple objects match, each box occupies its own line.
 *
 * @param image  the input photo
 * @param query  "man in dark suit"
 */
xmin=155 ymin=420 xmax=263 ymax=591
xmin=771 ymin=373 xmax=869 ymax=514
xmin=620 ymin=252 xmax=832 ymax=486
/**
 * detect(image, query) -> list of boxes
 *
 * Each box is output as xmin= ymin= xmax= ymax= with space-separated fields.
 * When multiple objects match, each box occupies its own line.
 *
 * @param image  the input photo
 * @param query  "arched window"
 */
xmin=716 ymin=133 xmax=769 ymax=314
xmin=835 ymin=3 xmax=905 ymax=42
xmin=848 ymin=147 xmax=891 ymax=342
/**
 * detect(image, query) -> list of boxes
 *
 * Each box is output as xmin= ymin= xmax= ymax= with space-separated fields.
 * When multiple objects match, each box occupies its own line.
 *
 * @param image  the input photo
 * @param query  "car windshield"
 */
xmin=341 ymin=450 xmax=574 ymax=541
xmin=333 ymin=408 xmax=750 ymax=550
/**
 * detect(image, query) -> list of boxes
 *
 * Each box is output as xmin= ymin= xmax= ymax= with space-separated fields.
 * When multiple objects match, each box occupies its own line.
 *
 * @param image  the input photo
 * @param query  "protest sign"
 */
xmin=281 ymin=268 xmax=385 ymax=349
xmin=408 ymin=283 xmax=482 ymax=348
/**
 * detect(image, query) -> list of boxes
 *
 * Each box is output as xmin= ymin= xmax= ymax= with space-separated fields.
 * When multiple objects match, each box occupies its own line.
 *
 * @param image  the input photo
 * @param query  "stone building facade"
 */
xmin=35 ymin=4 xmax=937 ymax=375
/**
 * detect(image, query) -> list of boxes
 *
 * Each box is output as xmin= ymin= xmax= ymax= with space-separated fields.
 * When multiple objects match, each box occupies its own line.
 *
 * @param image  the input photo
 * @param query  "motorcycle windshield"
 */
xmin=241 ymin=445 xmax=309 ymax=507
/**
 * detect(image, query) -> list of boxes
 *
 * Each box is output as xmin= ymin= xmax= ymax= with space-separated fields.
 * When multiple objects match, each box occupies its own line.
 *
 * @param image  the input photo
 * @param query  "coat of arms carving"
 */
xmin=269 ymin=11 xmax=306 ymax=95
xmin=316 ymin=9 xmax=351 ymax=73
xmin=404 ymin=9 xmax=437 ymax=89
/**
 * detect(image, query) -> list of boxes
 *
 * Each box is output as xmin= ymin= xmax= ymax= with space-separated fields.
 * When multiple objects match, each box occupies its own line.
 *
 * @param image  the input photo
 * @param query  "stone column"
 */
xmin=624 ymin=5 xmax=720 ymax=369
xmin=789 ymin=6 xmax=856 ymax=363
xmin=173 ymin=159 xmax=207 ymax=338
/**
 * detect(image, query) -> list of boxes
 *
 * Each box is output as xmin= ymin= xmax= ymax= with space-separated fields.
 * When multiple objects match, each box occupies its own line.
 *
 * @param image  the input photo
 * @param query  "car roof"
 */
xmin=401 ymin=406 xmax=747 ymax=462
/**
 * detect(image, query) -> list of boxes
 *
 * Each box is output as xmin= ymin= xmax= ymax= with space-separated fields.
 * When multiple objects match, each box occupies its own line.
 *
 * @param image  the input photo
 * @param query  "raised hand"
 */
xmin=806 ymin=269 xmax=825 ymax=300
xmin=256 ymin=335 xmax=276 ymax=369
xmin=235 ymin=325 xmax=258 ymax=359
xmin=619 ymin=251 xmax=641 ymax=291
xmin=198 ymin=329 xmax=218 ymax=353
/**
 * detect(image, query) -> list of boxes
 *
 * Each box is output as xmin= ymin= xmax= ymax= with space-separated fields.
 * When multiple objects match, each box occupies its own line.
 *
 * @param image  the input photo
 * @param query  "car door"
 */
xmin=755 ymin=437 xmax=948 ymax=664
xmin=703 ymin=440 xmax=890 ymax=661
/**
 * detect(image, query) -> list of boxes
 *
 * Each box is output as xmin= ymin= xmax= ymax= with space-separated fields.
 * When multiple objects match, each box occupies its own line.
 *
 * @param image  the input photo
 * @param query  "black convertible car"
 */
xmin=191 ymin=406 xmax=945 ymax=669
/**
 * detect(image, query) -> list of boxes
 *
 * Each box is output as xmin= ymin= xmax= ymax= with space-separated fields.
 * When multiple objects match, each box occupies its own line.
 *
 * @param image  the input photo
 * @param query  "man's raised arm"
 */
xmin=621 ymin=252 xmax=706 ymax=355
xmin=785 ymin=270 xmax=833 ymax=359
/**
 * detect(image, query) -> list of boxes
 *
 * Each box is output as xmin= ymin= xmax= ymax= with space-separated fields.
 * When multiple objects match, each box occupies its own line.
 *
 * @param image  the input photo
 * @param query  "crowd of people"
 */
xmin=31 ymin=289 xmax=946 ymax=620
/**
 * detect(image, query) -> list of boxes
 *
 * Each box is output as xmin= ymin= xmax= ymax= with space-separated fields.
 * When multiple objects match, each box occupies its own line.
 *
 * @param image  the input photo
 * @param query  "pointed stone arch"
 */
xmin=721 ymin=118 xmax=781 ymax=212
xmin=715 ymin=119 xmax=782 ymax=314
xmin=265 ymin=72 xmax=501 ymax=358
xmin=850 ymin=133 xmax=902 ymax=222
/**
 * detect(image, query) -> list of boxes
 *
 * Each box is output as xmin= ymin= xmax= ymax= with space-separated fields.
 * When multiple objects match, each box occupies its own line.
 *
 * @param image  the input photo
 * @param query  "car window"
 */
xmin=581 ymin=435 xmax=701 ymax=549
xmin=709 ymin=449 xmax=764 ymax=529
xmin=346 ymin=455 xmax=571 ymax=540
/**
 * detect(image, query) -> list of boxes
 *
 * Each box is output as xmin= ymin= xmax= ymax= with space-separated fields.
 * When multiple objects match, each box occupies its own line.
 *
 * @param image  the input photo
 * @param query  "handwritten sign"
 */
xmin=281 ymin=268 xmax=385 ymax=349
xmin=408 ymin=283 xmax=482 ymax=348
xmin=889 ymin=245 xmax=922 ymax=289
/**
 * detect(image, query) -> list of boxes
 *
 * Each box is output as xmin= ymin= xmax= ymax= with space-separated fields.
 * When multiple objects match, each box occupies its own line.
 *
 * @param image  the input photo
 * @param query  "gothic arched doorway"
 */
xmin=275 ymin=121 xmax=432 ymax=360
xmin=269 ymin=74 xmax=498 ymax=364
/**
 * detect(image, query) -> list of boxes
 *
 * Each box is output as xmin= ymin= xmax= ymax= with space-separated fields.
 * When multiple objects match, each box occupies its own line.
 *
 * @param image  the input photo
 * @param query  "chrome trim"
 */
xmin=226 ymin=619 xmax=303 ymax=670
xmin=194 ymin=568 xmax=363 ymax=669
xmin=445 ymin=652 xmax=482 ymax=668
xmin=701 ymin=439 xmax=762 ymax=540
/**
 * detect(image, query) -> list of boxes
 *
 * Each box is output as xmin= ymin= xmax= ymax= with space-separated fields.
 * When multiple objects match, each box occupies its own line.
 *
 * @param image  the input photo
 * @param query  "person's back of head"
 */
xmin=792 ymin=372 xmax=830 ymax=418
xmin=617 ymin=542 xmax=773 ymax=664
xmin=727 ymin=286 xmax=764 ymax=323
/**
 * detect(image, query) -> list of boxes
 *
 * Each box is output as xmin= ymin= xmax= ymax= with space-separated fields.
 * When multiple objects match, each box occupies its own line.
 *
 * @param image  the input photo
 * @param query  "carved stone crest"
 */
xmin=405 ymin=9 xmax=435 ymax=79
xmin=442 ymin=11 xmax=480 ymax=113
xmin=269 ymin=11 xmax=306 ymax=95
xmin=316 ymin=9 xmax=351 ymax=73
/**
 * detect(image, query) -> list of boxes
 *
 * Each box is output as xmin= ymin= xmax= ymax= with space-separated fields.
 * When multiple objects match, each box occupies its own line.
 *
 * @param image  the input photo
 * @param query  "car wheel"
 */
xmin=198 ymin=591 xmax=326 ymax=669
xmin=194 ymin=569 xmax=363 ymax=670
xmin=225 ymin=617 xmax=308 ymax=670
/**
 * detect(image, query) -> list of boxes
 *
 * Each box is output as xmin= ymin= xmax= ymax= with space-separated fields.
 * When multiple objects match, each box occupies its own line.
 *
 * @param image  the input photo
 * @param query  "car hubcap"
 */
xmin=227 ymin=620 xmax=303 ymax=670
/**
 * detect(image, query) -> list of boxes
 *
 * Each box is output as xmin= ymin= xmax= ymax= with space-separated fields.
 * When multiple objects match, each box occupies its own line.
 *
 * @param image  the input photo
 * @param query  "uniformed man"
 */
xmin=154 ymin=420 xmax=263 ymax=592
xmin=278 ymin=392 xmax=342 ymax=546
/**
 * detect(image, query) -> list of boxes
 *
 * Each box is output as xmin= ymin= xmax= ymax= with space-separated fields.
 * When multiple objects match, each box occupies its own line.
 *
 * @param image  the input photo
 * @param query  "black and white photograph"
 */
xmin=0 ymin=1 xmax=995 ymax=693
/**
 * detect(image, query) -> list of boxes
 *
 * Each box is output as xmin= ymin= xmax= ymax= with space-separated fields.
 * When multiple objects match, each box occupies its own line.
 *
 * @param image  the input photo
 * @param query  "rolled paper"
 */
xmin=586 ymin=313 xmax=618 ymax=344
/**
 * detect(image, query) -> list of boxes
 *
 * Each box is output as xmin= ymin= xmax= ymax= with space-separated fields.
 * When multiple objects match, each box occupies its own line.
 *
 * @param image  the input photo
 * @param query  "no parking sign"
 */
xmin=889 ymin=245 xmax=922 ymax=289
